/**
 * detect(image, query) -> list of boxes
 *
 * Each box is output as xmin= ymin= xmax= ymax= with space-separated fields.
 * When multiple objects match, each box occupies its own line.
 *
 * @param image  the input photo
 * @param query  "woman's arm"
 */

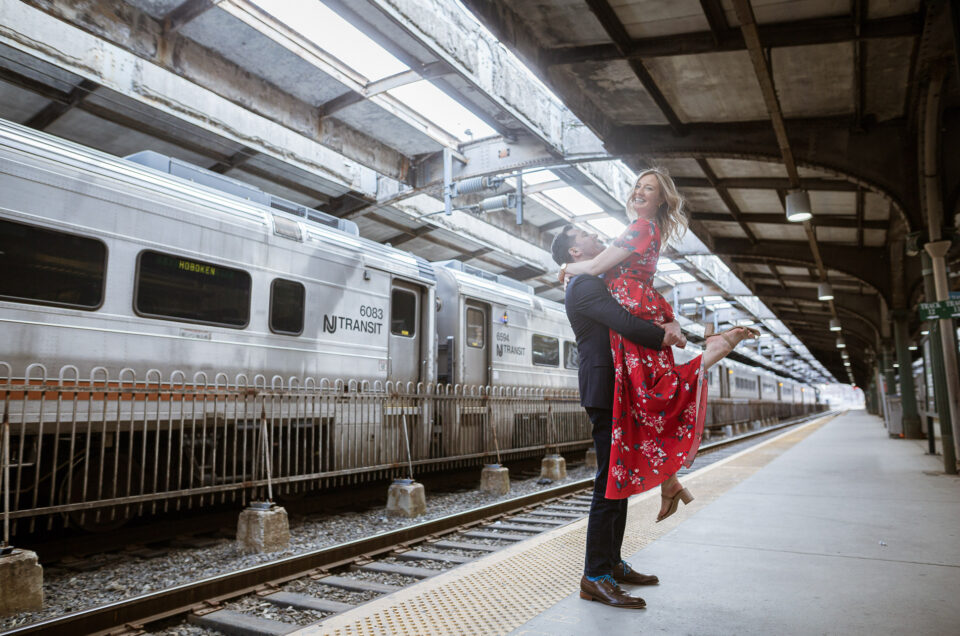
xmin=563 ymin=243 xmax=632 ymax=277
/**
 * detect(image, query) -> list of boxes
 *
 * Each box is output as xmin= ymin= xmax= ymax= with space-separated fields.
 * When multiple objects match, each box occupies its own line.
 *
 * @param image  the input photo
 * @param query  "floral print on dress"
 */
xmin=604 ymin=218 xmax=707 ymax=499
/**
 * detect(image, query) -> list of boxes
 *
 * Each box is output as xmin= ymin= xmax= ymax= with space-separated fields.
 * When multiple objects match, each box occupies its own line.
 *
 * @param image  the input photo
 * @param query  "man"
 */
xmin=551 ymin=224 xmax=685 ymax=610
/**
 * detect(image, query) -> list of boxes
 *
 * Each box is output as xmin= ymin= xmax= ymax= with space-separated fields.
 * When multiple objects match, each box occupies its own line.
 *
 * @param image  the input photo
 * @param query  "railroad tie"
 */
xmin=394 ymin=550 xmax=473 ymax=564
xmin=314 ymin=575 xmax=402 ymax=594
xmin=525 ymin=510 xmax=581 ymax=519
xmin=428 ymin=540 xmax=499 ymax=552
xmin=508 ymin=516 xmax=567 ymax=526
xmin=353 ymin=561 xmax=438 ymax=579
xmin=483 ymin=523 xmax=544 ymax=533
xmin=262 ymin=591 xmax=355 ymax=613
xmin=189 ymin=609 xmax=294 ymax=635
xmin=460 ymin=530 xmax=532 ymax=542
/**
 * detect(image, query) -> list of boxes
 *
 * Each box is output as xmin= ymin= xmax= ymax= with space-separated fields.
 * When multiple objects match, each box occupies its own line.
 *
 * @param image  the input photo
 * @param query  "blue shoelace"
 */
xmin=586 ymin=574 xmax=618 ymax=586
xmin=619 ymin=560 xmax=632 ymax=573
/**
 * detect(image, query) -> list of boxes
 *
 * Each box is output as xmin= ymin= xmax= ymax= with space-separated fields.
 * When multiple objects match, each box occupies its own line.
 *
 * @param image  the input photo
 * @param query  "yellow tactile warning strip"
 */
xmin=291 ymin=412 xmax=839 ymax=636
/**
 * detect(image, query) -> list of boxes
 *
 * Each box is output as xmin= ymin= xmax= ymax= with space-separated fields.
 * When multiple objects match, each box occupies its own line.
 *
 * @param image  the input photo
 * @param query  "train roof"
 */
xmin=0 ymin=119 xmax=435 ymax=285
xmin=434 ymin=260 xmax=566 ymax=317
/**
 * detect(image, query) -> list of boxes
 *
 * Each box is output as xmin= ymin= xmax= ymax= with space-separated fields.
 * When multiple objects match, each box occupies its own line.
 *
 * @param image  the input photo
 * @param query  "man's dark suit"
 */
xmin=565 ymin=274 xmax=665 ymax=577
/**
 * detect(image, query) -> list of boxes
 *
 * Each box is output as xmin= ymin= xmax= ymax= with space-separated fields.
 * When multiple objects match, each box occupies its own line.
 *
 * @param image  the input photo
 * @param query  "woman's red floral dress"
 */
xmin=604 ymin=218 xmax=707 ymax=499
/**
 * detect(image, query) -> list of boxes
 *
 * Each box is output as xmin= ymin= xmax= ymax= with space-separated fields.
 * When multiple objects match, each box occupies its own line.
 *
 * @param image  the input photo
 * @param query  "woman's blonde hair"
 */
xmin=626 ymin=168 xmax=687 ymax=245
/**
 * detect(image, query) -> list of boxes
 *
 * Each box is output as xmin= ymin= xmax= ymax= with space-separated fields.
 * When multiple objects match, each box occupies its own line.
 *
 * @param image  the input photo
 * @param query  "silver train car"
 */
xmin=0 ymin=123 xmax=437 ymax=385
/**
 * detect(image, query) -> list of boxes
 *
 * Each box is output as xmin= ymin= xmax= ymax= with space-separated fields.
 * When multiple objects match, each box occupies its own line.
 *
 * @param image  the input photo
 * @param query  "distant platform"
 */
xmin=290 ymin=411 xmax=960 ymax=635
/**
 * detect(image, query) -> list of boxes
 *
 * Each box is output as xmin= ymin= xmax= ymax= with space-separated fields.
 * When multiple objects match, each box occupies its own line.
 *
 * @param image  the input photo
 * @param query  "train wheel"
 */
xmin=61 ymin=451 xmax=140 ymax=532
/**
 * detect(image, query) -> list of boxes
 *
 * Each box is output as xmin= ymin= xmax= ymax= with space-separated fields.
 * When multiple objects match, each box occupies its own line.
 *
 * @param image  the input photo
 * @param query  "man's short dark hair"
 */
xmin=550 ymin=224 xmax=577 ymax=265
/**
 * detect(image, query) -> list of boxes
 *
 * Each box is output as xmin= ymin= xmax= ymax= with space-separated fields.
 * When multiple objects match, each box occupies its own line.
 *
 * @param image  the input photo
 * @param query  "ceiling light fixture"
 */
xmin=818 ymin=282 xmax=834 ymax=301
xmin=829 ymin=318 xmax=841 ymax=332
xmin=785 ymin=190 xmax=813 ymax=222
xmin=836 ymin=336 xmax=846 ymax=349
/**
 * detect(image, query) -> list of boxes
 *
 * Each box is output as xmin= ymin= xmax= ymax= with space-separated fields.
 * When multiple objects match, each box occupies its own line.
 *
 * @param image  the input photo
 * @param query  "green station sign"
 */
xmin=918 ymin=299 xmax=960 ymax=321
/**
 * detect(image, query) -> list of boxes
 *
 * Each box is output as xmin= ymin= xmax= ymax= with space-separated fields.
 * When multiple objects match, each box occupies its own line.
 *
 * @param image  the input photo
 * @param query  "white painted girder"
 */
xmin=0 ymin=0 xmax=380 ymax=196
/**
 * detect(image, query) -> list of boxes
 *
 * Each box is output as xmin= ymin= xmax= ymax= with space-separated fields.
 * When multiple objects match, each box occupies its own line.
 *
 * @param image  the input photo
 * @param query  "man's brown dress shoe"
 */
xmin=613 ymin=561 xmax=659 ymax=585
xmin=579 ymin=575 xmax=646 ymax=608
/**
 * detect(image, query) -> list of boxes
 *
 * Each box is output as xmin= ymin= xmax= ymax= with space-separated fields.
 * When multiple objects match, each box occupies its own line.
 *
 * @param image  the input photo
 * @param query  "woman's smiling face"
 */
xmin=629 ymin=173 xmax=663 ymax=219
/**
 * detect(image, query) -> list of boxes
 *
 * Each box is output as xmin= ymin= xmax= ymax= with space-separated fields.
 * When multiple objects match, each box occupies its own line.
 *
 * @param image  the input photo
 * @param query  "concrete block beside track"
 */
xmin=480 ymin=464 xmax=510 ymax=495
xmin=540 ymin=454 xmax=567 ymax=480
xmin=386 ymin=480 xmax=426 ymax=517
xmin=236 ymin=504 xmax=290 ymax=553
xmin=584 ymin=447 xmax=597 ymax=470
xmin=0 ymin=549 xmax=43 ymax=617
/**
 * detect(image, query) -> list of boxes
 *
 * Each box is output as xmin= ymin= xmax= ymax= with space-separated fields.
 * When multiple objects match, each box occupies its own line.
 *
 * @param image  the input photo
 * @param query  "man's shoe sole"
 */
xmin=579 ymin=590 xmax=646 ymax=609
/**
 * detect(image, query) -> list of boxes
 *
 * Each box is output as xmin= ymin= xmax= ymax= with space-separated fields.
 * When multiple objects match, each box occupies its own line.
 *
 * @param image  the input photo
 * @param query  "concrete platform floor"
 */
xmin=512 ymin=410 xmax=960 ymax=636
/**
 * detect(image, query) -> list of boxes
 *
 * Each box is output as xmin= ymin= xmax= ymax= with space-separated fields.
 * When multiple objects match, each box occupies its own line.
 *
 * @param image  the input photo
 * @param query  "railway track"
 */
xmin=2 ymin=412 xmax=832 ymax=636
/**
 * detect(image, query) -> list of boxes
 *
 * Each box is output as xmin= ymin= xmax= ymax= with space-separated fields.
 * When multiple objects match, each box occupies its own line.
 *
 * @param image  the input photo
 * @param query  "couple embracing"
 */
xmin=551 ymin=169 xmax=758 ymax=609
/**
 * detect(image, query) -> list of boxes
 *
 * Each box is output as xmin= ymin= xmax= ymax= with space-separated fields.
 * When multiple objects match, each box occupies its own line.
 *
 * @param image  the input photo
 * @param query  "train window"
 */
xmin=564 ymin=341 xmax=580 ymax=369
xmin=270 ymin=278 xmax=305 ymax=335
xmin=532 ymin=334 xmax=559 ymax=367
xmin=135 ymin=251 xmax=250 ymax=327
xmin=0 ymin=218 xmax=106 ymax=310
xmin=465 ymin=307 xmax=484 ymax=348
xmin=391 ymin=288 xmax=417 ymax=337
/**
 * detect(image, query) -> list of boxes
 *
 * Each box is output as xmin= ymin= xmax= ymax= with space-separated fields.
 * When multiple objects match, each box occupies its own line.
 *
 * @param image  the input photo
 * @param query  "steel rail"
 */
xmin=2 ymin=410 xmax=832 ymax=636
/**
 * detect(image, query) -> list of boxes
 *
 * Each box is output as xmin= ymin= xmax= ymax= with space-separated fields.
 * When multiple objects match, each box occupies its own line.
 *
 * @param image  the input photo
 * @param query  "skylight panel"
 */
xmin=522 ymin=169 xmax=560 ymax=185
xmin=254 ymin=0 xmax=408 ymax=80
xmin=657 ymin=257 xmax=681 ymax=272
xmin=388 ymin=81 xmax=497 ymax=141
xmin=587 ymin=217 xmax=626 ymax=238
xmin=668 ymin=272 xmax=697 ymax=283
xmin=543 ymin=187 xmax=603 ymax=214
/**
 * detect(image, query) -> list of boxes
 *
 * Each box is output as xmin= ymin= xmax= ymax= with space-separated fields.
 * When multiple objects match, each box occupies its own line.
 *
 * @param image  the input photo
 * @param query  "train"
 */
xmin=0 ymin=119 xmax=823 ymax=532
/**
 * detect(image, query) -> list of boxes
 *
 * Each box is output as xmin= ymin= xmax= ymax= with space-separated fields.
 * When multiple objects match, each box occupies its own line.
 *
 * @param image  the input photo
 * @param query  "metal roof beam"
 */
xmin=856 ymin=186 xmax=865 ymax=247
xmin=3 ymin=0 xmax=410 ymax=184
xmin=163 ymin=0 xmax=219 ymax=34
xmin=715 ymin=240 xmax=889 ymax=301
xmin=23 ymin=78 xmax=97 ymax=130
xmin=321 ymin=62 xmax=449 ymax=118
xmin=695 ymin=158 xmax=757 ymax=243
xmin=608 ymin=118 xmax=913 ymax=232
xmin=583 ymin=0 xmax=685 ymax=134
xmin=691 ymin=212 xmax=886 ymax=230
xmin=543 ymin=14 xmax=921 ymax=65
xmin=454 ymin=247 xmax=494 ymax=261
xmin=698 ymin=0 xmax=729 ymax=46
xmin=745 ymin=273 xmax=874 ymax=288
xmin=675 ymin=177 xmax=857 ymax=191
xmin=751 ymin=284 xmax=881 ymax=335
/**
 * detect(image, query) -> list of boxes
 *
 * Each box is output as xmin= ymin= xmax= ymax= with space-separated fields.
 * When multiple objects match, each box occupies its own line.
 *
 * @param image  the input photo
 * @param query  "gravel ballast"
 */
xmin=0 ymin=464 xmax=593 ymax=631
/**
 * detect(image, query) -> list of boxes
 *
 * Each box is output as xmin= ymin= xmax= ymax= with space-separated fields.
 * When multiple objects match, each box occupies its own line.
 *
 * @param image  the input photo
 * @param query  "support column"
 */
xmin=923 ymin=242 xmax=960 ymax=468
xmin=893 ymin=312 xmax=922 ymax=438
xmin=920 ymin=64 xmax=960 ymax=469
xmin=882 ymin=346 xmax=896 ymax=397
xmin=921 ymin=252 xmax=957 ymax=473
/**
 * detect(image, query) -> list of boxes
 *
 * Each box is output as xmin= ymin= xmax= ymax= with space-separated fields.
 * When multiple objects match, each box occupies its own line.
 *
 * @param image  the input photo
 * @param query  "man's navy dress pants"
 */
xmin=583 ymin=407 xmax=628 ymax=577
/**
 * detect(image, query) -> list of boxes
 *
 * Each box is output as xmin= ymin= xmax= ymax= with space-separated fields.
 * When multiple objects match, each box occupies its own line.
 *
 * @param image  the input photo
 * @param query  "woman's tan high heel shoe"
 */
xmin=656 ymin=487 xmax=694 ymax=523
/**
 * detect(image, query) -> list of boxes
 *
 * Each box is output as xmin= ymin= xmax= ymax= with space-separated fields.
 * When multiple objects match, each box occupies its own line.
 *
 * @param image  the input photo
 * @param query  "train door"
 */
xmin=462 ymin=300 xmax=490 ymax=386
xmin=720 ymin=364 xmax=731 ymax=398
xmin=388 ymin=281 xmax=422 ymax=383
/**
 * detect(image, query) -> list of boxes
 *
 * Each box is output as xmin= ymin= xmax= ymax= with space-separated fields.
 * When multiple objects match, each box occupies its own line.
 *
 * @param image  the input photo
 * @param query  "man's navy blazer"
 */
xmin=565 ymin=274 xmax=665 ymax=410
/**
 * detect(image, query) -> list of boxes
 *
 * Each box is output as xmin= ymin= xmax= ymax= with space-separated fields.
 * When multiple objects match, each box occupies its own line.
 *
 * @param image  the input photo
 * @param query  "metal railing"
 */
xmin=0 ymin=362 xmax=825 ymax=534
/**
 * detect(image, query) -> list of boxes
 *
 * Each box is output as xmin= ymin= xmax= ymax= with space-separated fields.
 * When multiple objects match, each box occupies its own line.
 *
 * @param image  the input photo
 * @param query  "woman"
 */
xmin=561 ymin=169 xmax=757 ymax=521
